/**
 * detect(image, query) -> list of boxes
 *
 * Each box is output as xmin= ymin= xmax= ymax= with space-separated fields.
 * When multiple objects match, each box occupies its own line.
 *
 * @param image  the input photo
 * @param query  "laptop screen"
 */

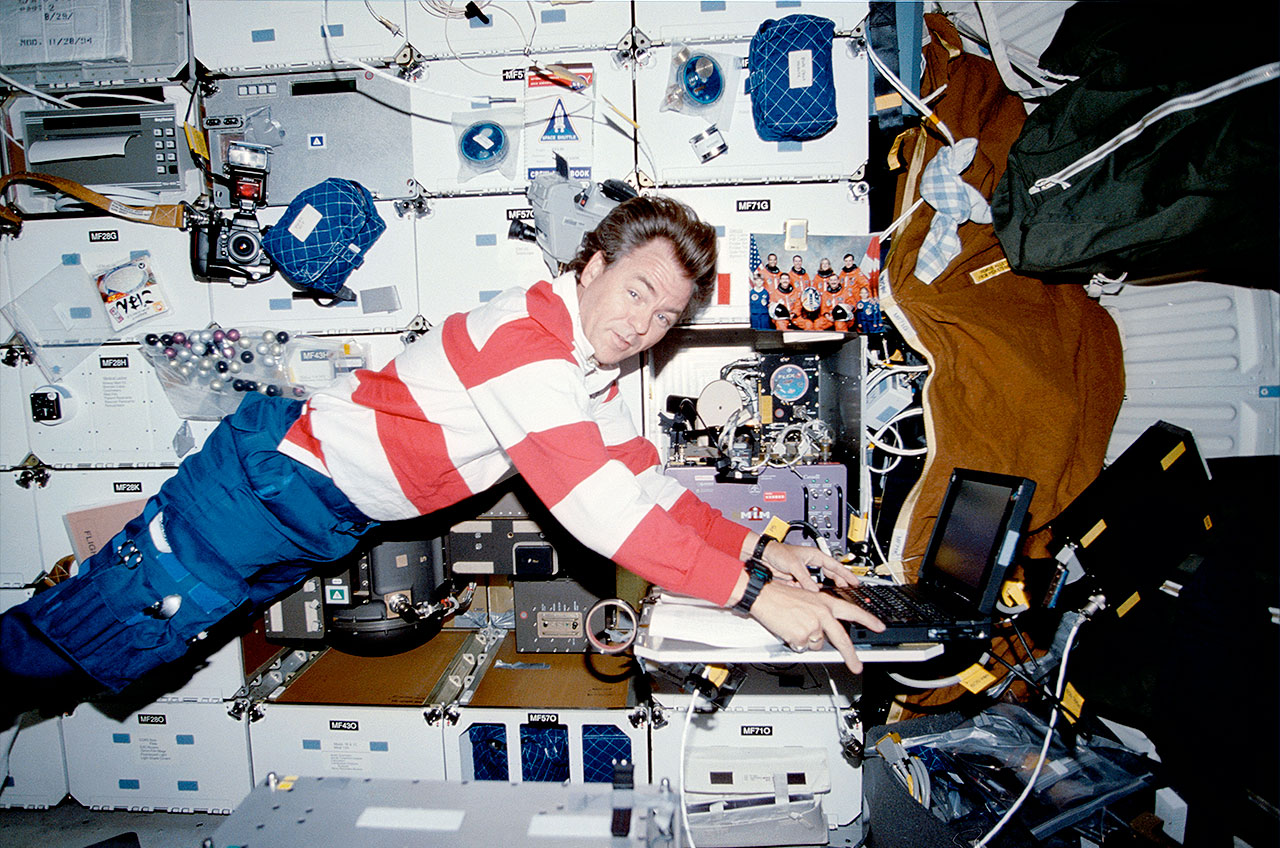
xmin=922 ymin=469 xmax=1036 ymax=613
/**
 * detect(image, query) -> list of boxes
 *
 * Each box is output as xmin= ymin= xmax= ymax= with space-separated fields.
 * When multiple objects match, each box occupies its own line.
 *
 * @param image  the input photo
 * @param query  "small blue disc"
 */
xmin=681 ymin=54 xmax=724 ymax=106
xmin=460 ymin=121 xmax=509 ymax=165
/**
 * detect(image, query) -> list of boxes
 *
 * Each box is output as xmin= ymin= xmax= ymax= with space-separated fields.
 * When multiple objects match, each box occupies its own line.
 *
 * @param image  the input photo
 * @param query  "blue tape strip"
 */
xmin=177 ymin=780 xmax=199 ymax=791
xmin=61 ymin=253 xmax=79 ymax=265
xmin=303 ymin=739 xmax=321 ymax=750
xmin=370 ymin=741 xmax=389 ymax=752
xmin=69 ymin=307 xmax=93 ymax=320
xmin=322 ymin=24 xmax=344 ymax=37
xmin=177 ymin=734 xmax=194 ymax=745
xmin=701 ymin=1 xmax=726 ymax=11
xmin=268 ymin=298 xmax=293 ymax=310
xmin=251 ymin=29 xmax=275 ymax=43
xmin=1260 ymin=385 xmax=1279 ymax=397
xmin=475 ymin=233 xmax=497 ymax=246
xmin=119 ymin=779 xmax=140 ymax=789
xmin=113 ymin=733 xmax=131 ymax=744
xmin=778 ymin=141 xmax=803 ymax=152
xmin=540 ymin=8 xmax=566 ymax=23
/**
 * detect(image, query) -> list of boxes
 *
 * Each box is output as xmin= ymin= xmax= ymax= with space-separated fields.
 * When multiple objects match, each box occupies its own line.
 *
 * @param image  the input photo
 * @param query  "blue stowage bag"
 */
xmin=746 ymin=14 xmax=838 ymax=142
xmin=262 ymin=178 xmax=386 ymax=303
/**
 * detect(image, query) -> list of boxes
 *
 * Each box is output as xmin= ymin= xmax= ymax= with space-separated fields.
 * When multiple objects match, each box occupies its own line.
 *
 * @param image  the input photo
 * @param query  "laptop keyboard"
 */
xmin=838 ymin=585 xmax=948 ymax=624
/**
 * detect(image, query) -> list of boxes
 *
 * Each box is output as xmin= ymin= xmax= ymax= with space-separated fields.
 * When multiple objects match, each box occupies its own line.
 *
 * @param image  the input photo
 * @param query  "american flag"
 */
xmin=748 ymin=234 xmax=762 ymax=274
xmin=858 ymin=235 xmax=881 ymax=298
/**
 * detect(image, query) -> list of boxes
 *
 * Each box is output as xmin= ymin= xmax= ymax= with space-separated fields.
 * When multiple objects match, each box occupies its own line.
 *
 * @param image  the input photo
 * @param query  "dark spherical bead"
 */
xmin=275 ymin=331 xmax=289 ymax=344
xmin=144 ymin=333 xmax=160 ymax=346
xmin=265 ymin=384 xmax=281 ymax=397
xmin=232 ymin=379 xmax=246 ymax=391
xmin=240 ymin=350 xmax=254 ymax=364
xmin=160 ymin=334 xmax=173 ymax=346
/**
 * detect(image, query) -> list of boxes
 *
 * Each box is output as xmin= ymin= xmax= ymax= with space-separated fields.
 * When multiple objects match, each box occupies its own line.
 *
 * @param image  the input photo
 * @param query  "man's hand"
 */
xmin=747 ymin=581 xmax=885 ymax=674
xmin=745 ymin=534 xmax=860 ymax=592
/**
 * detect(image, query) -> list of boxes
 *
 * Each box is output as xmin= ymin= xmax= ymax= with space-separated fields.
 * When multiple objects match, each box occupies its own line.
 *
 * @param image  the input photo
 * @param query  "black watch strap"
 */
xmin=732 ymin=560 xmax=772 ymax=614
xmin=751 ymin=534 xmax=774 ymax=564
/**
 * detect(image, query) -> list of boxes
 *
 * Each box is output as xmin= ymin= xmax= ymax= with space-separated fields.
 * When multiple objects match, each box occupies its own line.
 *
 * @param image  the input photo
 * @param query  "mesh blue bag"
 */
xmin=747 ymin=14 xmax=838 ymax=142
xmin=262 ymin=178 xmax=386 ymax=303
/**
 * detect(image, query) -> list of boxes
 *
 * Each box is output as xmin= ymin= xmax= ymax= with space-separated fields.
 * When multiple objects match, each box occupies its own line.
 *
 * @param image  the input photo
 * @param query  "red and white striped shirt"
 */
xmin=279 ymin=273 xmax=748 ymax=604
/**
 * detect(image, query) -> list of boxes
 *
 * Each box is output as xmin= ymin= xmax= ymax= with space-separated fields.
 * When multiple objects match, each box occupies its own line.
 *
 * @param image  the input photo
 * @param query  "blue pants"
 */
xmin=1 ymin=394 xmax=375 ymax=701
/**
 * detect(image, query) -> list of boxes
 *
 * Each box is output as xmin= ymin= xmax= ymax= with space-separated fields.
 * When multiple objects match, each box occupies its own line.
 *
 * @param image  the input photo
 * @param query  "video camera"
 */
xmin=190 ymin=141 xmax=275 ymax=285
xmin=508 ymin=155 xmax=637 ymax=275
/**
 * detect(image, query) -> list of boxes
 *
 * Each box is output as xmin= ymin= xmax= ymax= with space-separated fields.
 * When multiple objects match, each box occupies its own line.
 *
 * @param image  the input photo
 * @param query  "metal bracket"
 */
xmin=401 ymin=314 xmax=434 ymax=345
xmin=614 ymin=26 xmax=653 ymax=69
xmin=2 ymin=334 xmax=31 ymax=367
xmin=394 ymin=180 xmax=433 ymax=219
xmin=14 ymin=453 xmax=50 ymax=489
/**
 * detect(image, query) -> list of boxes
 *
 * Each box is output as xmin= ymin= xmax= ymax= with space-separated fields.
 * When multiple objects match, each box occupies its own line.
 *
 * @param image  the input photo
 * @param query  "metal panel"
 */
xmin=634 ymin=35 xmax=869 ymax=186
xmin=635 ymin=1 xmax=870 ymax=44
xmin=206 ymin=201 xmax=420 ymax=333
xmin=413 ymin=193 xmax=552 ymax=326
xmin=1103 ymin=282 xmax=1280 ymax=459
xmin=656 ymin=182 xmax=871 ymax=325
xmin=405 ymin=1 xmax=633 ymax=58
xmin=407 ymin=52 xmax=638 ymax=196
xmin=190 ymin=0 xmax=409 ymax=74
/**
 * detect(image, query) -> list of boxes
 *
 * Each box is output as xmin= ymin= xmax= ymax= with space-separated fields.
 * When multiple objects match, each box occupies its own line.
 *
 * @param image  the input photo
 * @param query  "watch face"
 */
xmin=770 ymin=363 xmax=810 ymax=403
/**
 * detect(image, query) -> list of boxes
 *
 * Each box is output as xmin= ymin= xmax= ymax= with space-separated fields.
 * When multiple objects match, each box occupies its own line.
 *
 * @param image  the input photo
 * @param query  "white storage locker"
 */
xmin=0 ymin=353 xmax=32 ymax=468
xmin=0 ymin=711 xmax=68 ymax=810
xmin=17 ymin=344 xmax=213 ymax=468
xmin=634 ymin=35 xmax=869 ymax=186
xmin=0 ymin=216 xmax=215 ymax=341
xmin=408 ymin=51 xmax=639 ymax=196
xmin=405 ymin=0 xmax=633 ymax=59
xmin=62 ymin=699 xmax=252 ymax=813
xmin=206 ymin=200 xmax=420 ymax=334
xmin=190 ymin=0 xmax=410 ymax=74
xmin=28 ymin=467 xmax=175 ymax=585
xmin=412 ymin=193 xmax=554 ymax=325
xmin=0 ymin=482 xmax=39 ymax=588
xmin=635 ymin=1 xmax=869 ymax=45
xmin=1103 ymin=282 xmax=1280 ymax=459
xmin=656 ymin=182 xmax=871 ymax=325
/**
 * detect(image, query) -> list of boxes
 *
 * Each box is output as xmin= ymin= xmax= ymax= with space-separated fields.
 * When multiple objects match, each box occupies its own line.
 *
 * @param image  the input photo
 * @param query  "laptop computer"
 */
xmin=840 ymin=468 xmax=1036 ymax=645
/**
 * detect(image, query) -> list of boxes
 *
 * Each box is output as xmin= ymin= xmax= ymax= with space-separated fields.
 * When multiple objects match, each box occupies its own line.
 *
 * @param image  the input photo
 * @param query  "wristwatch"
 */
xmin=732 ymin=560 xmax=773 ymax=614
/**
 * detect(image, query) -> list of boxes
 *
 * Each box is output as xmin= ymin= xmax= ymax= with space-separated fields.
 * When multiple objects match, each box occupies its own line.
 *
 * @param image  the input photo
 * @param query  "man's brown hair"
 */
xmin=567 ymin=194 xmax=718 ymax=295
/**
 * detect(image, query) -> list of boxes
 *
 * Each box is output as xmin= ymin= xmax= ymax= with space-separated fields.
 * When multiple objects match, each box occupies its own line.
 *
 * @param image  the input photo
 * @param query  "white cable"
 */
xmin=679 ymin=693 xmax=700 ymax=848
xmin=868 ymin=423 xmax=903 ymax=475
xmin=973 ymin=615 xmax=1086 ymax=847
xmin=888 ymin=671 xmax=962 ymax=689
xmin=867 ymin=406 xmax=927 ymax=457
xmin=0 ymin=70 xmax=79 ymax=109
xmin=862 ymin=35 xmax=955 ymax=147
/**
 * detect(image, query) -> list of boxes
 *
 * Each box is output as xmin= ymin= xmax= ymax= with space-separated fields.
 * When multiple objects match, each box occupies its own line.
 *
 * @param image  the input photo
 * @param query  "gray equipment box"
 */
xmin=202 ymin=68 xmax=415 ymax=207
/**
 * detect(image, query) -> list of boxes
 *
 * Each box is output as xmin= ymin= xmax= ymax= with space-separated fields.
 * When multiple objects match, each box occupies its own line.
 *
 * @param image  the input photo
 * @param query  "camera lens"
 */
xmin=228 ymin=230 xmax=261 ymax=263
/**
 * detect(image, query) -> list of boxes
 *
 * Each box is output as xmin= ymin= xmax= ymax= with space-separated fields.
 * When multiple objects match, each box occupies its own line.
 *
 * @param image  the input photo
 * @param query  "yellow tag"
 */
xmin=1080 ymin=519 xmax=1106 ymax=548
xmin=1061 ymin=683 xmax=1084 ymax=724
xmin=1161 ymin=441 xmax=1186 ymax=470
xmin=848 ymin=513 xmax=869 ymax=543
xmin=958 ymin=664 xmax=998 ymax=694
xmin=1204 ymin=514 xmax=1213 ymax=531
xmin=1117 ymin=592 xmax=1140 ymax=618
xmin=183 ymin=122 xmax=209 ymax=161
xmin=875 ymin=93 xmax=904 ymax=112
xmin=759 ymin=394 xmax=774 ymax=424
xmin=704 ymin=665 xmax=729 ymax=688
xmin=847 ymin=565 xmax=870 ymax=577
xmin=969 ymin=258 xmax=1011 ymax=285
xmin=1001 ymin=580 xmax=1029 ymax=609
xmin=763 ymin=516 xmax=790 ymax=542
